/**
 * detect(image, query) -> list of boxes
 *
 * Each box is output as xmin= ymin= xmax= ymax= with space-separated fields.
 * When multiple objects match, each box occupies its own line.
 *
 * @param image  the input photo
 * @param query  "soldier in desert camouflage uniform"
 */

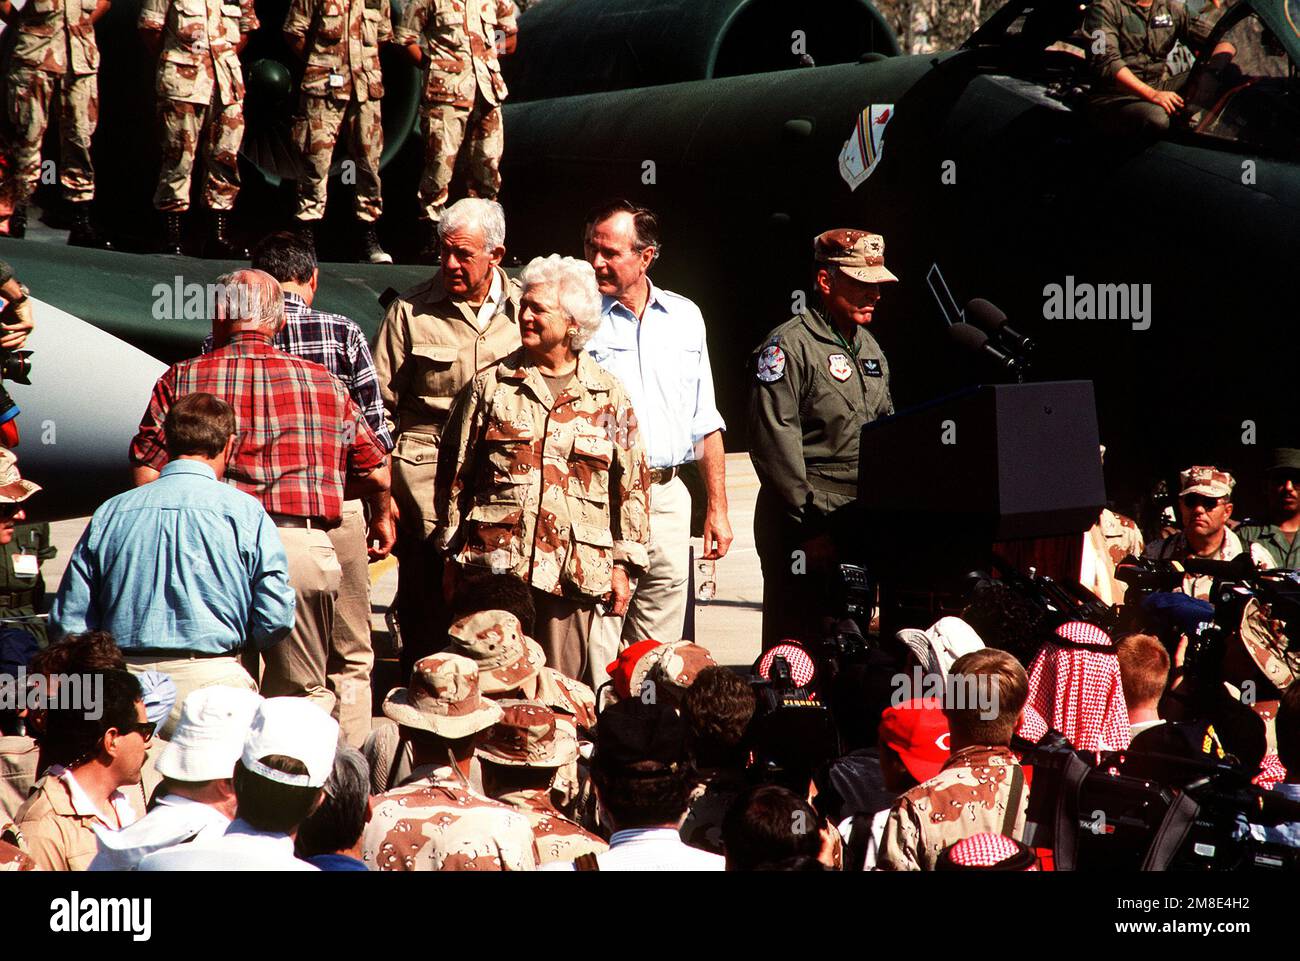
xmin=0 ymin=0 xmax=112 ymax=246
xmin=140 ymin=0 xmax=256 ymax=257
xmin=878 ymin=649 xmax=1031 ymax=871
xmin=284 ymin=0 xmax=394 ymax=263
xmin=477 ymin=699 xmax=605 ymax=864
xmin=363 ymin=653 xmax=538 ymax=871
xmin=395 ymin=0 xmax=517 ymax=260
xmin=444 ymin=609 xmax=595 ymax=816
xmin=434 ymin=255 xmax=650 ymax=683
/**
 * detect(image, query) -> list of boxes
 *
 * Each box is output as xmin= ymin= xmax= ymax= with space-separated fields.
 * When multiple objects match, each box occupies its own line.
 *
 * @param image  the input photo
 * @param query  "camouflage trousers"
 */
xmin=3 ymin=69 xmax=97 ymax=205
xmin=153 ymin=94 xmax=243 ymax=212
xmin=294 ymin=95 xmax=383 ymax=223
xmin=417 ymin=95 xmax=502 ymax=223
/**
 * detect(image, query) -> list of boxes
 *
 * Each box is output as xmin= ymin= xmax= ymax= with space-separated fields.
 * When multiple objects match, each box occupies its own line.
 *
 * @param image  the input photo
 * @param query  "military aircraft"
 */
xmin=5 ymin=0 xmax=1300 ymax=520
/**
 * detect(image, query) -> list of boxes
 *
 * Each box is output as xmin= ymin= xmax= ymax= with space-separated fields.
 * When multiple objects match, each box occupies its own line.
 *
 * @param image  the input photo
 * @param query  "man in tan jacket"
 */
xmin=373 ymin=197 xmax=520 ymax=675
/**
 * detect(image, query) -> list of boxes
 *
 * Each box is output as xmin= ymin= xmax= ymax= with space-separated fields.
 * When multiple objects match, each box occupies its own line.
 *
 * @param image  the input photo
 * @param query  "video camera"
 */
xmin=1015 ymin=731 xmax=1300 ymax=870
xmin=1116 ymin=555 xmax=1300 ymax=683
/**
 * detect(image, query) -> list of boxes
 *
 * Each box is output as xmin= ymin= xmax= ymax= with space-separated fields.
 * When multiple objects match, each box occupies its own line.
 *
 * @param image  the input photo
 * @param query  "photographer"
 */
xmin=1143 ymin=466 xmax=1273 ymax=600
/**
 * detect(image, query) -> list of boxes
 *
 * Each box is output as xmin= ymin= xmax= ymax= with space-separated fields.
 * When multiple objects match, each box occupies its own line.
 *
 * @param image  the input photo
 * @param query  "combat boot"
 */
xmin=418 ymin=219 xmax=440 ymax=265
xmin=359 ymin=221 xmax=392 ymax=264
xmin=162 ymin=212 xmax=184 ymax=256
xmin=7 ymin=206 xmax=25 ymax=240
xmin=207 ymin=210 xmax=249 ymax=260
xmin=67 ymin=201 xmax=112 ymax=250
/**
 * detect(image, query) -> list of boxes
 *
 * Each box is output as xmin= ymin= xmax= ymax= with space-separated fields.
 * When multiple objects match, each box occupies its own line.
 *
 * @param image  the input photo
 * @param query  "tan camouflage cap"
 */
xmin=444 ymin=610 xmax=539 ymax=695
xmin=813 ymin=228 xmax=898 ymax=284
xmin=0 ymin=449 xmax=40 ymax=504
xmin=476 ymin=700 xmax=578 ymax=768
xmin=1179 ymin=466 xmax=1234 ymax=499
xmin=1239 ymin=598 xmax=1298 ymax=690
xmin=629 ymin=641 xmax=718 ymax=699
xmin=382 ymin=653 xmax=504 ymax=738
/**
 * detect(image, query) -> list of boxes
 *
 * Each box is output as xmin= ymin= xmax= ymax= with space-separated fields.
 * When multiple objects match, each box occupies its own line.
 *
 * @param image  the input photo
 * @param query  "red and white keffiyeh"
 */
xmin=1017 ymin=621 xmax=1131 ymax=752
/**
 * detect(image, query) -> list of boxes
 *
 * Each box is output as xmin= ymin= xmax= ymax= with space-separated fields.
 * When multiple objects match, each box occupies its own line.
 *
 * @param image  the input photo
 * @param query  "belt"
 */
xmin=0 ymin=591 xmax=35 ymax=608
xmin=269 ymin=513 xmax=337 ymax=531
xmin=648 ymin=465 xmax=682 ymax=486
xmin=124 ymin=648 xmax=239 ymax=661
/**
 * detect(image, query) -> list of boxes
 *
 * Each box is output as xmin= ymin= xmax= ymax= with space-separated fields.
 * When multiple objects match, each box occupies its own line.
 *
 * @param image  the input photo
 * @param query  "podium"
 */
xmin=856 ymin=382 xmax=1106 ymax=627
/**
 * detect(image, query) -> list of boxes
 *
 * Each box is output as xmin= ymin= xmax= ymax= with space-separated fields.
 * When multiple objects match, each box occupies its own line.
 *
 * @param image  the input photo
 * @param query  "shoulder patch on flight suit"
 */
xmin=756 ymin=344 xmax=786 ymax=382
xmin=861 ymin=357 xmax=883 ymax=377
xmin=827 ymin=353 xmax=853 ymax=382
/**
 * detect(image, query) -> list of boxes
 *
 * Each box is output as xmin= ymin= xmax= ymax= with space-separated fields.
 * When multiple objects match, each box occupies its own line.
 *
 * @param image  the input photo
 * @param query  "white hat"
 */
xmin=240 ymin=697 xmax=339 ymax=789
xmin=896 ymin=616 xmax=985 ymax=678
xmin=155 ymin=687 xmax=262 ymax=782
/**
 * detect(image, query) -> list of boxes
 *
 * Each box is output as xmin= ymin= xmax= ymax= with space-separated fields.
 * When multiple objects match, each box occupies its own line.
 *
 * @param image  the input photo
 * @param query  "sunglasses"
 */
xmin=115 ymin=721 xmax=155 ymax=743
xmin=1181 ymin=494 xmax=1226 ymax=511
xmin=0 ymin=502 xmax=24 ymax=520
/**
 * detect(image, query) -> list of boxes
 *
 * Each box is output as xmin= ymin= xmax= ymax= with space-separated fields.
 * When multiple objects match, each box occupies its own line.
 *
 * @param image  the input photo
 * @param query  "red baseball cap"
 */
xmin=606 ymin=639 xmax=662 ymax=700
xmin=878 ymin=697 xmax=950 ymax=783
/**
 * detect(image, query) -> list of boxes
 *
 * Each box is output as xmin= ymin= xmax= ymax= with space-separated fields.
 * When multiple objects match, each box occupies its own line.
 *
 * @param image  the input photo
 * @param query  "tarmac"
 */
xmin=38 ymin=452 xmax=766 ymax=678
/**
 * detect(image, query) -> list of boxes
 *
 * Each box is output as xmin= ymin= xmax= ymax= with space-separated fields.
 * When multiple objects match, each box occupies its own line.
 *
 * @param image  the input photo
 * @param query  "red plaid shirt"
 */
xmin=129 ymin=332 xmax=386 ymax=522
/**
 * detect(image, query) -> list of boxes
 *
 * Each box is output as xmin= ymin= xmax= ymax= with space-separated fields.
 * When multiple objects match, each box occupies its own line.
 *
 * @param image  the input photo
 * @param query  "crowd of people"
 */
xmin=0 ymin=152 xmax=1294 ymax=871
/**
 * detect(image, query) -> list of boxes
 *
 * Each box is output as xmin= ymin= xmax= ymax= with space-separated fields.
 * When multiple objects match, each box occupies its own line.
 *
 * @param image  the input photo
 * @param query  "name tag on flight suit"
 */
xmin=12 ymin=553 xmax=37 ymax=578
xmin=1151 ymin=13 xmax=1173 ymax=26
xmin=861 ymin=358 xmax=883 ymax=377
xmin=329 ymin=73 xmax=345 ymax=88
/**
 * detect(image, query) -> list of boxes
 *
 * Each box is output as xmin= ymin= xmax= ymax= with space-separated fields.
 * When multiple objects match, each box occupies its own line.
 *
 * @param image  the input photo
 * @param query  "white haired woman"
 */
xmin=434 ymin=255 xmax=651 ymax=683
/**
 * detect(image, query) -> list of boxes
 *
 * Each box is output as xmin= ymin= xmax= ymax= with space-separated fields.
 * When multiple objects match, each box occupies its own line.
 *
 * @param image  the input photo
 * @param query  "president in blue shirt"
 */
xmin=51 ymin=393 xmax=295 ymax=738
xmin=583 ymin=200 xmax=731 ymax=687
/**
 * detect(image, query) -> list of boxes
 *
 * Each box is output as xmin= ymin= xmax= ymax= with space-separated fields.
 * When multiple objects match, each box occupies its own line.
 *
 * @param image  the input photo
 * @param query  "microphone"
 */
xmin=948 ymin=322 xmax=1022 ymax=372
xmin=965 ymin=298 xmax=1034 ymax=355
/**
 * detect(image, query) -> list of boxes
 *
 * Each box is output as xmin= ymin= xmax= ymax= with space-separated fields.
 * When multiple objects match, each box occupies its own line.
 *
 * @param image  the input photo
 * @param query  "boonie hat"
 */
xmin=0 ymin=449 xmax=40 ymax=504
xmin=157 ymin=687 xmax=262 ymax=782
xmin=629 ymin=640 xmax=716 ymax=699
xmin=382 ymin=653 xmax=503 ymax=738
xmin=476 ymin=700 xmax=578 ymax=768
xmin=445 ymin=609 xmax=539 ymax=694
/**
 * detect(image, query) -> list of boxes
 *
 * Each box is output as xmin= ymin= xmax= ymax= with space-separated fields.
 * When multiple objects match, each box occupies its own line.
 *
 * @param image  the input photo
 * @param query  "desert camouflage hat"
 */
xmin=1239 ymin=597 xmax=1299 ymax=690
xmin=0 ymin=449 xmax=40 ymax=504
xmin=476 ymin=700 xmax=578 ymax=768
xmin=629 ymin=640 xmax=717 ymax=700
xmin=1179 ymin=466 xmax=1234 ymax=499
xmin=444 ymin=610 xmax=539 ymax=694
xmin=382 ymin=653 xmax=504 ymax=738
xmin=813 ymin=228 xmax=898 ymax=284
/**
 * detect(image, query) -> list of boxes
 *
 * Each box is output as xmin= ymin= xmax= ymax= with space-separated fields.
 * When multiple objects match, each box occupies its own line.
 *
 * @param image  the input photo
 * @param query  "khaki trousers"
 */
xmin=123 ymin=653 xmax=258 ymax=741
xmin=533 ymin=589 xmax=596 ymax=684
xmin=588 ymin=475 xmax=691 ymax=688
xmin=251 ymin=525 xmax=341 ymax=715
xmin=327 ymin=500 xmax=374 ymax=747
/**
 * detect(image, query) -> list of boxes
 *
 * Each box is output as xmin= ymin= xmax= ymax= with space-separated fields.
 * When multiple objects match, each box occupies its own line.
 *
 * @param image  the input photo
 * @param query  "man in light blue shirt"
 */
xmin=51 ymin=392 xmax=294 ymax=738
xmin=582 ymin=201 xmax=732 ymax=686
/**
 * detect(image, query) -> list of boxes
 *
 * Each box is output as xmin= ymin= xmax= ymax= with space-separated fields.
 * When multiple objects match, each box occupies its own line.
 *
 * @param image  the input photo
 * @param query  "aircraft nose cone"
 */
xmin=246 ymin=59 xmax=294 ymax=104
